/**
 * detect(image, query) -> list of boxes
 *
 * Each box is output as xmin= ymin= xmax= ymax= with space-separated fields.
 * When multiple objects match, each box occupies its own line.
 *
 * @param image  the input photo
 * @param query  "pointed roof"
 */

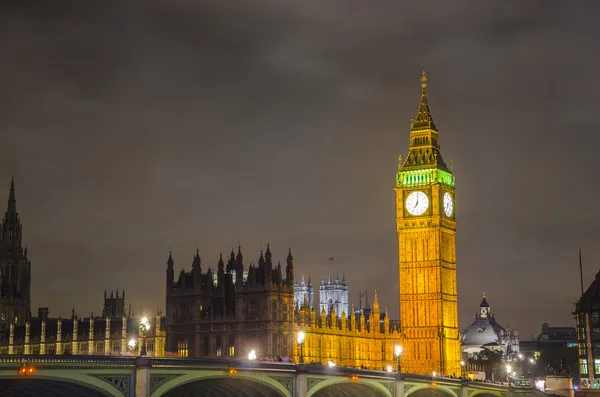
xmin=410 ymin=70 xmax=437 ymax=132
xmin=7 ymin=177 xmax=16 ymax=213
xmin=167 ymin=251 xmax=174 ymax=267
xmin=399 ymin=71 xmax=450 ymax=172
xmin=480 ymin=292 xmax=489 ymax=308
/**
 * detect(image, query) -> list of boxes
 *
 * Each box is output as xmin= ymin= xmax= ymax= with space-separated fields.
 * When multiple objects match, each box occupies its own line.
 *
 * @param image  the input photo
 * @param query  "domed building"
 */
xmin=461 ymin=294 xmax=519 ymax=358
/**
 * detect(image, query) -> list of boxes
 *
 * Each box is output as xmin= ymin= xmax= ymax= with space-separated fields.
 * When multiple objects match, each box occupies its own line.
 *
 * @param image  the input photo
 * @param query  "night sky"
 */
xmin=1 ymin=1 xmax=599 ymax=339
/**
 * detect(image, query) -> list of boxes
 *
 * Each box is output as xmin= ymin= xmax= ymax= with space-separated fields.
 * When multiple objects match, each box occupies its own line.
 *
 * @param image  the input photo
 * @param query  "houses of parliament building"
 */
xmin=1 ymin=72 xmax=462 ymax=376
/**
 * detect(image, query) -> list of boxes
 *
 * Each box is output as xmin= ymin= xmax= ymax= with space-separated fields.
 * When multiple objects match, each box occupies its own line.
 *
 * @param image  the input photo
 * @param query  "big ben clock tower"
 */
xmin=396 ymin=72 xmax=461 ymax=376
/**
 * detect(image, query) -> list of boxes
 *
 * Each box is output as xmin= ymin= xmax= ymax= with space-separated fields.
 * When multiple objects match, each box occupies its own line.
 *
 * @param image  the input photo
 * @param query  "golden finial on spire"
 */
xmin=482 ymin=292 xmax=486 ymax=298
xmin=421 ymin=69 xmax=427 ymax=89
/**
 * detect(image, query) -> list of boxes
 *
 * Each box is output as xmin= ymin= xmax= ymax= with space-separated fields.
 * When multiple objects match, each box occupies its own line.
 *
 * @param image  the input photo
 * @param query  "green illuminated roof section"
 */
xmin=397 ymin=168 xmax=455 ymax=188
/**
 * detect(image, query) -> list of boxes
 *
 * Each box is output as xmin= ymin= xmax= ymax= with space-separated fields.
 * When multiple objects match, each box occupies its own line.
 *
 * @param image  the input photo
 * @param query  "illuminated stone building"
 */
xmin=319 ymin=274 xmax=348 ymax=319
xmin=165 ymin=246 xmax=401 ymax=369
xmin=461 ymin=294 xmax=520 ymax=358
xmin=395 ymin=72 xmax=461 ymax=376
xmin=294 ymin=274 xmax=314 ymax=311
xmin=293 ymin=290 xmax=402 ymax=370
xmin=165 ymin=245 xmax=295 ymax=359
xmin=0 ymin=178 xmax=32 ymax=329
xmin=0 ymin=301 xmax=166 ymax=357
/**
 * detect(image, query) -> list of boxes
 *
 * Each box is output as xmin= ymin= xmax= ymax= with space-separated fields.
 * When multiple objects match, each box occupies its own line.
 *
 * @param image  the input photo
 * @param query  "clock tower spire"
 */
xmin=395 ymin=72 xmax=460 ymax=376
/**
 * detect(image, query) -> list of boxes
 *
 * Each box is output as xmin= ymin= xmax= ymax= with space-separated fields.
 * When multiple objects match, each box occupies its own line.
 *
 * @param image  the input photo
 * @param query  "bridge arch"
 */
xmin=153 ymin=373 xmax=291 ymax=397
xmin=406 ymin=384 xmax=459 ymax=397
xmin=0 ymin=376 xmax=118 ymax=397
xmin=469 ymin=392 xmax=503 ymax=397
xmin=307 ymin=378 xmax=392 ymax=397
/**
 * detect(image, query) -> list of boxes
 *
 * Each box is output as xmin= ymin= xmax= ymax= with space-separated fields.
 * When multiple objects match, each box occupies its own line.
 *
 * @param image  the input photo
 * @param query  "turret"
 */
xmin=479 ymin=293 xmax=490 ymax=318
xmin=264 ymin=244 xmax=273 ymax=284
xmin=235 ymin=245 xmax=244 ymax=285
xmin=286 ymin=247 xmax=294 ymax=288
xmin=384 ymin=306 xmax=390 ymax=334
xmin=192 ymin=249 xmax=202 ymax=289
xmin=166 ymin=251 xmax=174 ymax=289
xmin=217 ymin=253 xmax=225 ymax=287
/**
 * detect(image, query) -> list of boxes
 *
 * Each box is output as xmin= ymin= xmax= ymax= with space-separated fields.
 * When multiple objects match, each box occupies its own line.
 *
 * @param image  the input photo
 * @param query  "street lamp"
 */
xmin=139 ymin=317 xmax=151 ymax=356
xmin=394 ymin=345 xmax=403 ymax=373
xmin=460 ymin=360 xmax=466 ymax=379
xmin=387 ymin=365 xmax=393 ymax=373
xmin=128 ymin=338 xmax=137 ymax=353
xmin=506 ymin=364 xmax=512 ymax=384
xmin=529 ymin=358 xmax=536 ymax=383
xmin=328 ymin=361 xmax=336 ymax=368
xmin=248 ymin=350 xmax=257 ymax=361
xmin=297 ymin=331 xmax=305 ymax=364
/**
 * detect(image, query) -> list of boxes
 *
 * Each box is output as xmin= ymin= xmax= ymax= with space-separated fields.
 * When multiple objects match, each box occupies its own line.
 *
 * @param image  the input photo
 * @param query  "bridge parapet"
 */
xmin=0 ymin=355 xmax=548 ymax=397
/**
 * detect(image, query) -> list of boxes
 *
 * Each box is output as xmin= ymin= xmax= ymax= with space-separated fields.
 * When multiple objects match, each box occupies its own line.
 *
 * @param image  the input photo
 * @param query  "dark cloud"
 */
xmin=1 ymin=0 xmax=599 ymax=337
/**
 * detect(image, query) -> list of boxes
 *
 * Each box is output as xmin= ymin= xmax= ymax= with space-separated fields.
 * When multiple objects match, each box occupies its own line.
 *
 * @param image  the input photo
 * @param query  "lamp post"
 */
xmin=248 ymin=350 xmax=257 ymax=361
xmin=297 ymin=331 xmax=305 ymax=364
xmin=139 ymin=317 xmax=151 ymax=356
xmin=529 ymin=358 xmax=536 ymax=384
xmin=460 ymin=360 xmax=466 ymax=380
xmin=394 ymin=345 xmax=403 ymax=373
xmin=506 ymin=364 xmax=512 ymax=385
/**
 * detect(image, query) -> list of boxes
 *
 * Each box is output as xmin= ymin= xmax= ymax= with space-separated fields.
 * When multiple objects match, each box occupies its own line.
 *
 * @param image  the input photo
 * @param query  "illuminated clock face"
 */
xmin=443 ymin=192 xmax=453 ymax=217
xmin=405 ymin=191 xmax=429 ymax=216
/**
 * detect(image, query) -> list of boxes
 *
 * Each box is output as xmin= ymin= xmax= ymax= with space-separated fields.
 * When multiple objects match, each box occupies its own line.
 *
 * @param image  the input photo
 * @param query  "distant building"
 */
xmin=574 ymin=270 xmax=600 ymax=387
xmin=319 ymin=274 xmax=348 ymax=319
xmin=0 ymin=178 xmax=32 ymax=329
xmin=519 ymin=323 xmax=578 ymax=381
xmin=294 ymin=274 xmax=314 ymax=311
xmin=461 ymin=294 xmax=520 ymax=359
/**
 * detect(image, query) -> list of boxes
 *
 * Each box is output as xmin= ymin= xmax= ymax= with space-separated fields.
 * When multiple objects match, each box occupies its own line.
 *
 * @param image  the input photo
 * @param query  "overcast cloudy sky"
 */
xmin=1 ymin=0 xmax=599 ymax=337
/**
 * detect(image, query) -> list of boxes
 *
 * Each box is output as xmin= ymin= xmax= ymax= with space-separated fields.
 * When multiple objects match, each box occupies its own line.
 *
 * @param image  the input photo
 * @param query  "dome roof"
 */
xmin=461 ymin=294 xmax=506 ymax=348
xmin=461 ymin=316 xmax=505 ymax=348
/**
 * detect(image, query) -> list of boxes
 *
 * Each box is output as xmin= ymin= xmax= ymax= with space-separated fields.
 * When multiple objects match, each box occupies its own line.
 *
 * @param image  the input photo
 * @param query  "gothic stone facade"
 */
xmin=165 ymin=246 xmax=401 ymax=370
xmin=166 ymin=245 xmax=295 ymax=359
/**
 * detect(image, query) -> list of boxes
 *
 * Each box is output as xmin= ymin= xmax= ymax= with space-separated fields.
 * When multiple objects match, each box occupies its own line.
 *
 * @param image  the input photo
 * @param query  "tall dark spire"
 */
xmin=1 ymin=177 xmax=23 ymax=250
xmin=286 ymin=246 xmax=294 ymax=287
xmin=265 ymin=243 xmax=272 ymax=264
xmin=7 ymin=177 xmax=16 ymax=213
xmin=167 ymin=251 xmax=174 ymax=269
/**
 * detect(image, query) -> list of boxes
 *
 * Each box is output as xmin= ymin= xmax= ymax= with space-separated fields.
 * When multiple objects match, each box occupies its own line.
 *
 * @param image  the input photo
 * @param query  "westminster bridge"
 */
xmin=0 ymin=356 xmax=548 ymax=397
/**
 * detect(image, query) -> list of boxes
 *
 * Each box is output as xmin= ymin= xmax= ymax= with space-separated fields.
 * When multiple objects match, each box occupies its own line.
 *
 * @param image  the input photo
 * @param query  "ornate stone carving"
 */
xmin=150 ymin=374 xmax=182 ymax=394
xmin=271 ymin=376 xmax=294 ymax=393
xmin=307 ymin=377 xmax=324 ymax=391
xmin=92 ymin=375 xmax=130 ymax=397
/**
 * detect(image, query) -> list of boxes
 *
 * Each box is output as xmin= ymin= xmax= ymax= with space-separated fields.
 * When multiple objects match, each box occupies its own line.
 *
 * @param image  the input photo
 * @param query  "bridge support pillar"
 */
xmin=296 ymin=366 xmax=308 ymax=397
xmin=460 ymin=380 xmax=470 ymax=397
xmin=135 ymin=358 xmax=152 ymax=397
xmin=395 ymin=375 xmax=405 ymax=397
